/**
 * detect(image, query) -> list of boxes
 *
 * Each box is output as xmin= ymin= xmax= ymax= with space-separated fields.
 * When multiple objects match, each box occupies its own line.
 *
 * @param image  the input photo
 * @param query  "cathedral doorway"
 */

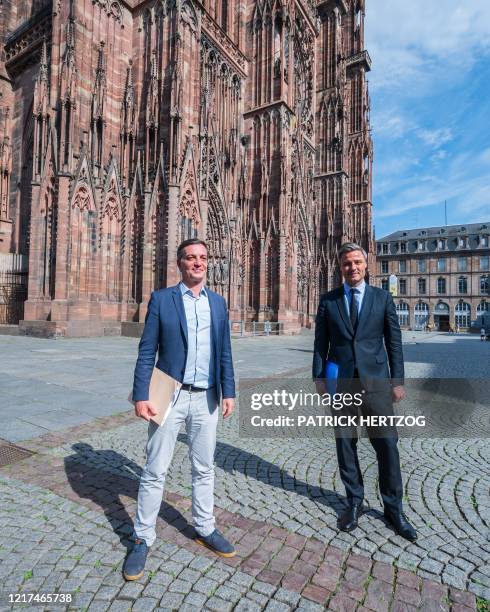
xmin=206 ymin=190 xmax=230 ymax=300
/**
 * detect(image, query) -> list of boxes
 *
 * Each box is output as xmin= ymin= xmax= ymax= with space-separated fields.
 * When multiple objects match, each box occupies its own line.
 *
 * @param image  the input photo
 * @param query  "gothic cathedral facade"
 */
xmin=0 ymin=0 xmax=374 ymax=335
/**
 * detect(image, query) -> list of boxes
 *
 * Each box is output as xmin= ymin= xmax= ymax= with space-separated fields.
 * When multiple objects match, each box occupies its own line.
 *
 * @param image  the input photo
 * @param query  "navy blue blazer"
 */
xmin=132 ymin=285 xmax=236 ymax=403
xmin=312 ymin=284 xmax=404 ymax=387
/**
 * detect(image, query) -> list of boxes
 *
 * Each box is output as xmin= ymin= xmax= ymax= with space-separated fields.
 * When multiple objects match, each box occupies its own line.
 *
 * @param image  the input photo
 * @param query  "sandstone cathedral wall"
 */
xmin=0 ymin=0 xmax=374 ymax=336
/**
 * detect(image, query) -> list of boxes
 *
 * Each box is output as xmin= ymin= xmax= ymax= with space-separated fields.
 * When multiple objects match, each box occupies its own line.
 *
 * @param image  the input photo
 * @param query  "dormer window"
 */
xmin=481 ymin=235 xmax=489 ymax=247
xmin=459 ymin=237 xmax=467 ymax=248
xmin=438 ymin=239 xmax=446 ymax=250
xmin=418 ymin=240 xmax=425 ymax=250
xmin=382 ymin=243 xmax=388 ymax=254
xmin=400 ymin=242 xmax=407 ymax=253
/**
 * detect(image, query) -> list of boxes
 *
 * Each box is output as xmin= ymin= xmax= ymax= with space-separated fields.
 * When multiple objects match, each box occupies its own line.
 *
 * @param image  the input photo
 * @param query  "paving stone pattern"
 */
xmin=38 ymin=417 xmax=490 ymax=595
xmin=0 ymin=331 xmax=488 ymax=610
xmin=0 ymin=468 xmax=480 ymax=612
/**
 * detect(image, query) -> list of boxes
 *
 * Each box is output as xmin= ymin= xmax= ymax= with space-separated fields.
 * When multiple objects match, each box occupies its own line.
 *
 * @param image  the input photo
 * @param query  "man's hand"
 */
xmin=315 ymin=380 xmax=327 ymax=396
xmin=222 ymin=398 xmax=235 ymax=419
xmin=135 ymin=400 xmax=158 ymax=421
xmin=392 ymin=385 xmax=406 ymax=403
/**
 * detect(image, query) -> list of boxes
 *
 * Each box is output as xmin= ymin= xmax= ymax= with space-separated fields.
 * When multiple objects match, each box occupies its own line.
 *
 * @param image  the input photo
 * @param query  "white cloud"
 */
xmin=417 ymin=128 xmax=453 ymax=148
xmin=456 ymin=183 xmax=490 ymax=216
xmin=366 ymin=1 xmax=490 ymax=235
xmin=479 ymin=148 xmax=490 ymax=164
xmin=372 ymin=112 xmax=415 ymax=139
xmin=365 ymin=0 xmax=490 ymax=94
xmin=430 ymin=149 xmax=448 ymax=163
xmin=375 ymin=149 xmax=490 ymax=220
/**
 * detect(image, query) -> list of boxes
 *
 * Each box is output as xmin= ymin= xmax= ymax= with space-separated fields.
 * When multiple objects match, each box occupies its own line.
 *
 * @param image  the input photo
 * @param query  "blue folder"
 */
xmin=324 ymin=361 xmax=339 ymax=395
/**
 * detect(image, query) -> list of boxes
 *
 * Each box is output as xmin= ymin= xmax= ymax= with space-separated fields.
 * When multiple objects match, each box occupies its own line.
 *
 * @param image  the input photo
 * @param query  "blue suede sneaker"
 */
xmin=195 ymin=529 xmax=236 ymax=557
xmin=123 ymin=538 xmax=148 ymax=581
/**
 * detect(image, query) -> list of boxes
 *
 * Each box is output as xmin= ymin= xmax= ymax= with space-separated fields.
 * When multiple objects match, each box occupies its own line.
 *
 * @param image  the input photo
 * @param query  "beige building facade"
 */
xmin=374 ymin=223 xmax=490 ymax=332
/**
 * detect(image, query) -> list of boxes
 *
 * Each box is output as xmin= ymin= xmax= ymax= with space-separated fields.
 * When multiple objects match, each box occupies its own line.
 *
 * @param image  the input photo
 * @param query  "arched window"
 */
xmin=458 ymin=276 xmax=467 ymax=294
xmin=476 ymin=302 xmax=488 ymax=326
xmin=396 ymin=301 xmax=409 ymax=327
xmin=180 ymin=216 xmax=197 ymax=241
xmin=273 ymin=17 xmax=282 ymax=78
xmin=455 ymin=302 xmax=471 ymax=328
xmin=414 ymin=302 xmax=429 ymax=330
xmin=355 ymin=5 xmax=361 ymax=30
xmin=437 ymin=277 xmax=446 ymax=294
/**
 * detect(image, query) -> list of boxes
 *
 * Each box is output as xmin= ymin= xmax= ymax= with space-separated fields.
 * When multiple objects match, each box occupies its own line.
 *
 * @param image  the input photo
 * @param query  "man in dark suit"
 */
xmin=312 ymin=242 xmax=416 ymax=541
xmin=123 ymin=238 xmax=236 ymax=581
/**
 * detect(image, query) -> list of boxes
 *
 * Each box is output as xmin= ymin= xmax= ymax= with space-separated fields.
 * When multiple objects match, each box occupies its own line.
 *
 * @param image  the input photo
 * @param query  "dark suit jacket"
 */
xmin=132 ymin=285 xmax=235 ymax=403
xmin=312 ymin=284 xmax=404 ymax=388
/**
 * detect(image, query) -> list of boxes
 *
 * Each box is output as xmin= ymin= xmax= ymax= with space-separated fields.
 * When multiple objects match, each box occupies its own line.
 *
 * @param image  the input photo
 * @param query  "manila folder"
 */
xmin=149 ymin=368 xmax=181 ymax=426
xmin=129 ymin=368 xmax=181 ymax=426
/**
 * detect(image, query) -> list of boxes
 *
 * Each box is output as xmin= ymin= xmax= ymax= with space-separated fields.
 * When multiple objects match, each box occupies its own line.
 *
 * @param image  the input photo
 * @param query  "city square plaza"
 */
xmin=0 ymin=330 xmax=488 ymax=611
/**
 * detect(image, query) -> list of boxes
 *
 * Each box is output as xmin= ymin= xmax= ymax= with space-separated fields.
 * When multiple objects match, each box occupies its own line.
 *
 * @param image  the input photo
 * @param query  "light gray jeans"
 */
xmin=134 ymin=387 xmax=218 ymax=546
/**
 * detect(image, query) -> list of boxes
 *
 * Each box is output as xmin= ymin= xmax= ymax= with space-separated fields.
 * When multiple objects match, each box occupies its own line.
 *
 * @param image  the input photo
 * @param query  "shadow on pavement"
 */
xmin=189 ymin=433 xmax=345 ymax=515
xmin=64 ymin=443 xmax=197 ymax=552
xmin=64 ymin=437 xmax=348 ymax=547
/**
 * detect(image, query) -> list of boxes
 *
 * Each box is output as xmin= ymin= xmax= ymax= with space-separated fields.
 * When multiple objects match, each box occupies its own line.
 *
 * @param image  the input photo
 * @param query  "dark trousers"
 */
xmin=335 ymin=375 xmax=403 ymax=513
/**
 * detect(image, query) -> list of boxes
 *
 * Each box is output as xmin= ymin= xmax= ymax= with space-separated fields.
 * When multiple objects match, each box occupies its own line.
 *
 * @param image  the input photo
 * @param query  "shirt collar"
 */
xmin=344 ymin=280 xmax=366 ymax=296
xmin=179 ymin=281 xmax=207 ymax=298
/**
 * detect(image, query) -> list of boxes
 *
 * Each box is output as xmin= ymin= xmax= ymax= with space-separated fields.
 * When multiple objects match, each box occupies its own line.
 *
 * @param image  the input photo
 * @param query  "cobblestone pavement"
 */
xmin=0 ymin=331 xmax=488 ymax=610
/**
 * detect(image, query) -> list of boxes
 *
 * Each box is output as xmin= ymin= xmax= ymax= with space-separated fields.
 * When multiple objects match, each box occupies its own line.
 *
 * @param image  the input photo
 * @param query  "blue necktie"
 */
xmin=350 ymin=288 xmax=359 ymax=330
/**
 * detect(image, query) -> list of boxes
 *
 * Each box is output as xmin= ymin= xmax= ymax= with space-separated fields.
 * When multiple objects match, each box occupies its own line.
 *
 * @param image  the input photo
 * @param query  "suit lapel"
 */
xmin=336 ymin=287 xmax=354 ymax=336
xmin=172 ymin=286 xmax=188 ymax=346
xmin=207 ymin=289 xmax=219 ymax=351
xmin=355 ymin=284 xmax=374 ymax=336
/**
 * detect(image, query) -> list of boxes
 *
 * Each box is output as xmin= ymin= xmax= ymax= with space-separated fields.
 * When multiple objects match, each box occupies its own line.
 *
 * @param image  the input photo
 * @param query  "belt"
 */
xmin=181 ymin=384 xmax=212 ymax=393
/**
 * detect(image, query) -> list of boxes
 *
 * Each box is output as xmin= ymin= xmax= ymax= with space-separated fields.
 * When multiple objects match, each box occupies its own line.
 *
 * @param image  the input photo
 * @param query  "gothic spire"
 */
xmin=146 ymin=50 xmax=159 ymax=128
xmin=60 ymin=0 xmax=77 ymax=101
xmin=96 ymin=41 xmax=106 ymax=75
xmin=39 ymin=38 xmax=49 ymax=83
xmin=34 ymin=37 xmax=50 ymax=115
xmin=122 ymin=59 xmax=136 ymax=133
xmin=92 ymin=41 xmax=106 ymax=119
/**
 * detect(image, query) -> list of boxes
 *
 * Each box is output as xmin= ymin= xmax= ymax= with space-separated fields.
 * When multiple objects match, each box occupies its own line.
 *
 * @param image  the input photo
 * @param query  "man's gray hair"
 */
xmin=338 ymin=242 xmax=368 ymax=262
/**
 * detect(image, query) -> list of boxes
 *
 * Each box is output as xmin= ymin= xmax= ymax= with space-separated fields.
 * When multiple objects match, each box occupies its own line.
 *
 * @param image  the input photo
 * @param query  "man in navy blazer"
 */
xmin=123 ymin=238 xmax=236 ymax=581
xmin=313 ymin=242 xmax=416 ymax=542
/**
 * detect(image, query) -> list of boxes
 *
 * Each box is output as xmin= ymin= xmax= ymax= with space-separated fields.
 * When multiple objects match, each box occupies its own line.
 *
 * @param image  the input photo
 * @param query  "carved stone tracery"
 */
xmin=2 ymin=0 xmax=373 ymax=332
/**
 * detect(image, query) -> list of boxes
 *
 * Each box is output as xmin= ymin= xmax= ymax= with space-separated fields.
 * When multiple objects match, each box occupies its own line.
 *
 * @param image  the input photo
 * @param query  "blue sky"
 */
xmin=365 ymin=0 xmax=490 ymax=239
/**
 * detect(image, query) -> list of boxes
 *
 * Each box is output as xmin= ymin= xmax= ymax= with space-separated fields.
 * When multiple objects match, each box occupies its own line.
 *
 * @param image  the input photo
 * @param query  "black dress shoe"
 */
xmin=337 ymin=503 xmax=363 ymax=532
xmin=384 ymin=511 xmax=417 ymax=542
